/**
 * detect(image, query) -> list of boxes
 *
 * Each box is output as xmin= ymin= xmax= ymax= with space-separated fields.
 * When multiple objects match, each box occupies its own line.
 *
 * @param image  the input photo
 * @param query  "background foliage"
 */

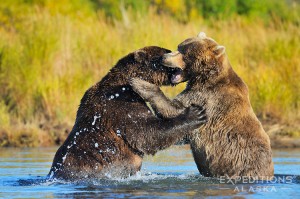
xmin=0 ymin=0 xmax=299 ymax=146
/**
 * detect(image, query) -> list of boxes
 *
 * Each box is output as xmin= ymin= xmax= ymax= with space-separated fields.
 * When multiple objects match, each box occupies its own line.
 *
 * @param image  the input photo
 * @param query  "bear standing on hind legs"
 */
xmin=48 ymin=46 xmax=207 ymax=180
xmin=131 ymin=34 xmax=274 ymax=179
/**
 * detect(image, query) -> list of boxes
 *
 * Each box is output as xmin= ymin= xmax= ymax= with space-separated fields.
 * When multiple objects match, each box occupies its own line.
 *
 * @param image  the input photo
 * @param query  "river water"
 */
xmin=0 ymin=145 xmax=299 ymax=198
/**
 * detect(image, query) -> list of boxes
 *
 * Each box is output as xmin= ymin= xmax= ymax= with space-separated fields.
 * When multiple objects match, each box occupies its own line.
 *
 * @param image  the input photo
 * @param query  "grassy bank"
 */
xmin=0 ymin=0 xmax=299 ymax=147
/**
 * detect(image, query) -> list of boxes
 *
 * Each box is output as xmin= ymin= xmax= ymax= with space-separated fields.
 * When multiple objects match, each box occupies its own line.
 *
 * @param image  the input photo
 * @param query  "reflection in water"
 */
xmin=0 ymin=145 xmax=300 ymax=198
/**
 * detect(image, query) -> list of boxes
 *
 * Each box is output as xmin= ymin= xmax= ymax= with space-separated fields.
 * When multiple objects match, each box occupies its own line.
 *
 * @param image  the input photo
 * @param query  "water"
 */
xmin=0 ymin=145 xmax=299 ymax=198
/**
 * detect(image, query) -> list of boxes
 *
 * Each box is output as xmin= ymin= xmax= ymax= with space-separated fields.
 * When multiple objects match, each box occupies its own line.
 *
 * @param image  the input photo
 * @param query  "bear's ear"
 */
xmin=213 ymin=45 xmax=225 ymax=58
xmin=134 ymin=50 xmax=147 ymax=63
xmin=197 ymin=32 xmax=206 ymax=39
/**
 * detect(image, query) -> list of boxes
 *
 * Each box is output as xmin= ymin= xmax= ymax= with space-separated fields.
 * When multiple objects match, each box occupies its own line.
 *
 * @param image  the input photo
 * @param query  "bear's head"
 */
xmin=115 ymin=46 xmax=175 ymax=86
xmin=162 ymin=32 xmax=227 ymax=85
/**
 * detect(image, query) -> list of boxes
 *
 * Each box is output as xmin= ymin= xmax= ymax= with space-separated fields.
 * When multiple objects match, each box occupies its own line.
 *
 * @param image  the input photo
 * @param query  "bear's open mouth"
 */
xmin=170 ymin=68 xmax=184 ymax=84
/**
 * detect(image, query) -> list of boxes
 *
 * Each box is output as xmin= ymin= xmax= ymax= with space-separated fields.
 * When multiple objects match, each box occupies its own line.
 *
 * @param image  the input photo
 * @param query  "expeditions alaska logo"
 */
xmin=219 ymin=175 xmax=294 ymax=193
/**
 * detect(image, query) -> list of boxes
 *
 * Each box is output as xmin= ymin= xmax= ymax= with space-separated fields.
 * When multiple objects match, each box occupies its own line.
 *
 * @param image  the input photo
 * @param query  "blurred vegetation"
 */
xmin=0 ymin=0 xmax=299 ymax=147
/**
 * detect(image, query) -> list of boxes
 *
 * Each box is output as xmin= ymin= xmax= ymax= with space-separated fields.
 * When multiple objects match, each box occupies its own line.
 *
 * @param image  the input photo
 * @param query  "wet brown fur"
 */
xmin=48 ymin=46 xmax=207 ymax=180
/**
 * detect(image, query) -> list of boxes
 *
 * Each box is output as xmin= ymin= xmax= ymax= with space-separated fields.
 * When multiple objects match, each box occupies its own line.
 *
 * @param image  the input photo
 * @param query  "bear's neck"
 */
xmin=94 ymin=71 xmax=145 ymax=102
xmin=99 ymin=70 xmax=129 ymax=89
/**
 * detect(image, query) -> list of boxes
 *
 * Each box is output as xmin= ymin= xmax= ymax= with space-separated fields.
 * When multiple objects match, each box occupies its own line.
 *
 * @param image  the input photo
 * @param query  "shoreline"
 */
xmin=0 ymin=120 xmax=299 ymax=148
xmin=263 ymin=122 xmax=300 ymax=149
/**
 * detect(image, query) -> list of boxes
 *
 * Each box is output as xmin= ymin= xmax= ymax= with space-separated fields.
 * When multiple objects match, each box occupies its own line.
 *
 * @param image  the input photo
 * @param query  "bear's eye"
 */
xmin=151 ymin=56 xmax=161 ymax=62
xmin=178 ymin=47 xmax=185 ymax=54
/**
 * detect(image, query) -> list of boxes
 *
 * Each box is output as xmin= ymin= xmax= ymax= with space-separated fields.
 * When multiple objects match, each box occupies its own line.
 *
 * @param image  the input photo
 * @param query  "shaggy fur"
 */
xmin=131 ymin=35 xmax=274 ymax=179
xmin=48 ymin=46 xmax=207 ymax=180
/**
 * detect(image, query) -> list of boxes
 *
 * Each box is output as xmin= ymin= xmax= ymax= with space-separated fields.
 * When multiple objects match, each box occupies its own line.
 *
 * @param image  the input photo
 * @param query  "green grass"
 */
xmin=0 ymin=0 xmax=299 ymax=147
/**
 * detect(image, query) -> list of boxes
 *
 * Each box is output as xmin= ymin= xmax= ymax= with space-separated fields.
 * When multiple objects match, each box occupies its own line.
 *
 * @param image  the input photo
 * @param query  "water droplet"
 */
xmin=62 ymin=153 xmax=68 ymax=163
xmin=49 ymin=171 xmax=54 ymax=178
xmin=92 ymin=115 xmax=101 ymax=125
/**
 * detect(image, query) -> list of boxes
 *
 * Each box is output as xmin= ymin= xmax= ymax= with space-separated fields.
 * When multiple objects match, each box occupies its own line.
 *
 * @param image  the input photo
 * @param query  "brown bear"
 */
xmin=130 ymin=33 xmax=274 ymax=179
xmin=48 ymin=46 xmax=207 ymax=180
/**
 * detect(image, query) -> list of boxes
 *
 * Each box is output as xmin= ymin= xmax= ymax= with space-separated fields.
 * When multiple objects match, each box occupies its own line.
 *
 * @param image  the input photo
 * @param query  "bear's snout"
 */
xmin=162 ymin=51 xmax=185 ymax=70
